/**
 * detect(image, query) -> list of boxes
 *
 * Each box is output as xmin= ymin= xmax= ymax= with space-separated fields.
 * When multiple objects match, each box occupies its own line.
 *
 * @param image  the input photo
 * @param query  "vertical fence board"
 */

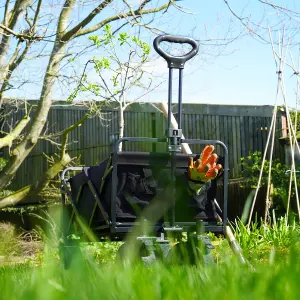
xmin=236 ymin=116 xmax=241 ymax=175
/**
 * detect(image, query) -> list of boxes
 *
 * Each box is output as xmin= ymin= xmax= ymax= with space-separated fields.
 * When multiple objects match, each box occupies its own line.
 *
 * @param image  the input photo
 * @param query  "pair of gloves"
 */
xmin=187 ymin=145 xmax=222 ymax=184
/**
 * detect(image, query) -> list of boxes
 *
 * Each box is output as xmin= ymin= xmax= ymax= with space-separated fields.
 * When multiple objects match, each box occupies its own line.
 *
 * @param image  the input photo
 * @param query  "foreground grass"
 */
xmin=1 ymin=216 xmax=300 ymax=300
xmin=1 ymin=244 xmax=300 ymax=300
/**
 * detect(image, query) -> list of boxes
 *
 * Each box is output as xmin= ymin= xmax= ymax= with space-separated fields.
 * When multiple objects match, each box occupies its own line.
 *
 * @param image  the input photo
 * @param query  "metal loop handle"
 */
xmin=153 ymin=34 xmax=199 ymax=69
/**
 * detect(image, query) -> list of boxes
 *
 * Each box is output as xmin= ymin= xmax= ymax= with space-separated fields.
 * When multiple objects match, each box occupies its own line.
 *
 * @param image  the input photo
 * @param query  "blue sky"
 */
xmin=143 ymin=0 xmax=300 ymax=108
xmin=2 ymin=0 xmax=300 ymax=108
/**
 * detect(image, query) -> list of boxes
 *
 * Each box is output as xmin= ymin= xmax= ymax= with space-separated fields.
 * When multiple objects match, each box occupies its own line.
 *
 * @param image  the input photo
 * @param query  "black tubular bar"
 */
xmin=113 ymin=137 xmax=167 ymax=152
xmin=87 ymin=180 xmax=111 ymax=226
xmin=178 ymin=69 xmax=183 ymax=129
xmin=112 ymin=137 xmax=229 ymax=233
xmin=111 ymin=153 xmax=118 ymax=227
xmin=168 ymin=68 xmax=173 ymax=129
xmin=171 ymin=153 xmax=176 ymax=227
xmin=112 ymin=225 xmax=223 ymax=234
xmin=61 ymin=179 xmax=86 ymax=235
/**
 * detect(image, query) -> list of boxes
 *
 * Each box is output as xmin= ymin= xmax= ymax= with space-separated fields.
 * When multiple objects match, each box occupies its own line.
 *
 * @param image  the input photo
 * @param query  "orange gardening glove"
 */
xmin=187 ymin=145 xmax=222 ymax=183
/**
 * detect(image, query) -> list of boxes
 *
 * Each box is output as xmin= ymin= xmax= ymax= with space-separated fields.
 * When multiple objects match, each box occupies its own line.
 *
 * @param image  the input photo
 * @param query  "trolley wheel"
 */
xmin=116 ymin=240 xmax=156 ymax=265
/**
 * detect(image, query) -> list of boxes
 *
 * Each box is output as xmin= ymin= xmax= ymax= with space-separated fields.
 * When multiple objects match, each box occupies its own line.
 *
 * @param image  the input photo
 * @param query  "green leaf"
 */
xmin=93 ymin=57 xmax=111 ymax=71
xmin=88 ymin=35 xmax=101 ymax=47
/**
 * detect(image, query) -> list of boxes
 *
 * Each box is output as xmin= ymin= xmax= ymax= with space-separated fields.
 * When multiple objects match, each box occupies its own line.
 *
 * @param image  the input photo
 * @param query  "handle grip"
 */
xmin=153 ymin=34 xmax=199 ymax=69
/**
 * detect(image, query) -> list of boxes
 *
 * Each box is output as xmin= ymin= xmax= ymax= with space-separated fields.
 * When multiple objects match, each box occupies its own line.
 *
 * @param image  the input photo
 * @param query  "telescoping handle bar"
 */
xmin=153 ymin=35 xmax=199 ymax=69
xmin=153 ymin=34 xmax=199 ymax=153
xmin=153 ymin=34 xmax=199 ymax=227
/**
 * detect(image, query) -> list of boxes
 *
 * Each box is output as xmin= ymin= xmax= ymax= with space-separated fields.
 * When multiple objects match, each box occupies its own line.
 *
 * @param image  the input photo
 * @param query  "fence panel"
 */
xmin=1 ymin=104 xmax=285 ymax=193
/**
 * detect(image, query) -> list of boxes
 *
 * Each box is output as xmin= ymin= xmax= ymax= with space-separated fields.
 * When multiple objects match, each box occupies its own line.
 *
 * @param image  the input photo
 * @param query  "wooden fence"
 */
xmin=2 ymin=102 xmax=285 ymax=194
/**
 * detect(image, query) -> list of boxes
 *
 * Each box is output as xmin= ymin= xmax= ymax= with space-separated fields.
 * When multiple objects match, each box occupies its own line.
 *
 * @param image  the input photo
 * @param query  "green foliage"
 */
xmin=92 ymin=57 xmax=111 ymax=71
xmin=66 ymin=74 xmax=88 ymax=103
xmin=68 ymin=25 xmax=151 ymax=103
xmin=240 ymin=151 xmax=287 ymax=189
xmin=88 ymin=35 xmax=101 ymax=47
xmin=1 ymin=207 xmax=300 ymax=299
xmin=232 ymin=216 xmax=300 ymax=253
xmin=131 ymin=35 xmax=151 ymax=59
xmin=284 ymin=107 xmax=300 ymax=135
xmin=0 ymin=189 xmax=14 ymax=198
xmin=3 ymin=205 xmax=300 ymax=299
xmin=1 ymin=238 xmax=300 ymax=299
xmin=240 ymin=151 xmax=300 ymax=213
xmin=0 ymin=157 xmax=7 ymax=171
xmin=83 ymin=241 xmax=122 ymax=264
xmin=118 ymin=32 xmax=129 ymax=45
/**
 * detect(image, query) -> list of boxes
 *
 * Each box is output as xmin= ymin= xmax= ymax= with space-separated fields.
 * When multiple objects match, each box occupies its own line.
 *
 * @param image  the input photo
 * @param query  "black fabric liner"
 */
xmin=69 ymin=153 xmax=221 ymax=227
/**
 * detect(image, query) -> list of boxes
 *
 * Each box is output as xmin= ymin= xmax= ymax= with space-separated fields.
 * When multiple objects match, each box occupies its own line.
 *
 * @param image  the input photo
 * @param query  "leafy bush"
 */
xmin=240 ymin=151 xmax=300 ymax=215
xmin=241 ymin=151 xmax=287 ymax=188
xmin=82 ymin=241 xmax=122 ymax=264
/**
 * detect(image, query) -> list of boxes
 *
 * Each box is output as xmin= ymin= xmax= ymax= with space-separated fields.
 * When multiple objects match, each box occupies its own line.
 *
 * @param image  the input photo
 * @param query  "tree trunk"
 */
xmin=0 ymin=153 xmax=71 ymax=209
xmin=0 ymin=0 xmax=173 ymax=188
xmin=0 ymin=41 xmax=66 ymax=189
xmin=117 ymin=104 xmax=125 ymax=152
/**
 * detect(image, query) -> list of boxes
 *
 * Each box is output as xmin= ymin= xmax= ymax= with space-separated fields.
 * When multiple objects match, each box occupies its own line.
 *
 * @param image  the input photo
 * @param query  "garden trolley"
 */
xmin=60 ymin=35 xmax=245 ymax=267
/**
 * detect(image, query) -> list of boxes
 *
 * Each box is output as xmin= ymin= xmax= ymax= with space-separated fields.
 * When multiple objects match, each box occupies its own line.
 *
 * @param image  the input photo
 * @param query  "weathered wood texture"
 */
xmin=1 ymin=103 xmax=285 ymax=192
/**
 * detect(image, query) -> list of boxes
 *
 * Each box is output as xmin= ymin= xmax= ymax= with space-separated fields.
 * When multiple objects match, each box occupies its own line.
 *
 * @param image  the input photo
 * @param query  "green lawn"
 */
xmin=0 ymin=213 xmax=300 ymax=300
xmin=1 ymin=217 xmax=300 ymax=300
xmin=0 ymin=244 xmax=300 ymax=300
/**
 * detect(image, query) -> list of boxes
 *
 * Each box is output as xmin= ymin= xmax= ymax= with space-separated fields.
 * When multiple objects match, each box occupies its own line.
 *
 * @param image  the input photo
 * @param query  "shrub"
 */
xmin=240 ymin=151 xmax=300 ymax=216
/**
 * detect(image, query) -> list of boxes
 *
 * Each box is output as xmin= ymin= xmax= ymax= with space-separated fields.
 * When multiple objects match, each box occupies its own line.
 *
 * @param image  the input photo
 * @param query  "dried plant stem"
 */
xmin=287 ymin=50 xmax=300 ymax=218
xmin=247 ymin=106 xmax=277 ymax=228
xmin=264 ymin=29 xmax=289 ymax=224
xmin=247 ymin=29 xmax=284 ymax=228
xmin=280 ymin=80 xmax=300 ymax=219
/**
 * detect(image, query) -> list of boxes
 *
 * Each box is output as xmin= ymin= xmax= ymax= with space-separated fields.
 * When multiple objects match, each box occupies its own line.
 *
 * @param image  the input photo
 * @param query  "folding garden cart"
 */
xmin=60 ymin=35 xmax=243 ymax=267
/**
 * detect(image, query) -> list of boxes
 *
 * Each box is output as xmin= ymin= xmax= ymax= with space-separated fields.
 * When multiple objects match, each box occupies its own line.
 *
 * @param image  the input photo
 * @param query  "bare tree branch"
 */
xmin=258 ymin=0 xmax=300 ymax=16
xmin=61 ymin=0 xmax=113 ymax=41
xmin=0 ymin=41 xmax=32 ymax=106
xmin=138 ymin=0 xmax=151 ymax=12
xmin=0 ymin=0 xmax=33 ymax=78
xmin=0 ymin=114 xmax=30 ymax=149
xmin=74 ymin=1 xmax=172 ymax=38
xmin=223 ymin=0 xmax=270 ymax=43
xmin=0 ymin=23 xmax=44 ymax=41
xmin=60 ymin=111 xmax=90 ymax=159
